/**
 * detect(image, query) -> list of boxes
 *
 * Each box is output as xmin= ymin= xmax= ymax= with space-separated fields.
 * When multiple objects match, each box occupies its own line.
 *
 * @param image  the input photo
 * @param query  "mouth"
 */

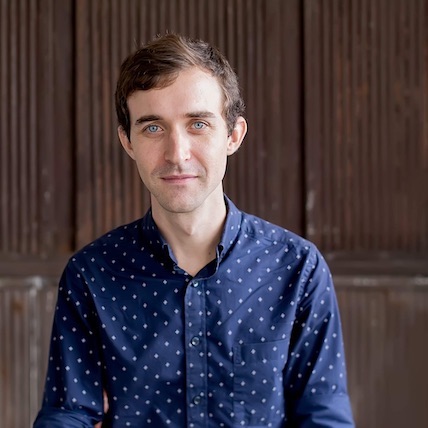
xmin=161 ymin=174 xmax=197 ymax=183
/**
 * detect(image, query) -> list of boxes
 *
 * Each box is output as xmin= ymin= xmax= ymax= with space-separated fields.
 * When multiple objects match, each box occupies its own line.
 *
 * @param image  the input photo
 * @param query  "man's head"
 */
xmin=115 ymin=34 xmax=247 ymax=217
xmin=115 ymin=33 xmax=245 ymax=138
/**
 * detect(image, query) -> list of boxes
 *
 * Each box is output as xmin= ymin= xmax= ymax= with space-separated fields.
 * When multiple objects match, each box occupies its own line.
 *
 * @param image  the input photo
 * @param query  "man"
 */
xmin=34 ymin=33 xmax=354 ymax=427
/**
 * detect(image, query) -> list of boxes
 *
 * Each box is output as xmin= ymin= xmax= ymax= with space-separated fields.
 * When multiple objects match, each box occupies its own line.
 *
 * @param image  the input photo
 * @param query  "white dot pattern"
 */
xmin=34 ymin=197 xmax=354 ymax=427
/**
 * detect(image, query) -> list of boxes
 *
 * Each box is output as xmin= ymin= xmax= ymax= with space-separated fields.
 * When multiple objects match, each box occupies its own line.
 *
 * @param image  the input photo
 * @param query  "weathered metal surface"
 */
xmin=336 ymin=276 xmax=428 ymax=428
xmin=0 ymin=278 xmax=57 ymax=428
xmin=1 ymin=1 xmax=428 ymax=428
xmin=0 ymin=0 xmax=74 ymax=257
xmin=304 ymin=0 xmax=428 ymax=252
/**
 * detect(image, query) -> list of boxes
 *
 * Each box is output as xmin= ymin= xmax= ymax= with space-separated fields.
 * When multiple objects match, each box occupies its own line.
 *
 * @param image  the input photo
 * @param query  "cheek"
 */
xmin=197 ymin=148 xmax=227 ymax=171
xmin=208 ymin=150 xmax=228 ymax=178
xmin=132 ymin=151 xmax=154 ymax=175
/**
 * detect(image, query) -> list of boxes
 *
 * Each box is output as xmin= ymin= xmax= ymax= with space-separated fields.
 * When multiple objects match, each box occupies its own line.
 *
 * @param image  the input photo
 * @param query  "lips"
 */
xmin=161 ymin=174 xmax=197 ymax=183
xmin=163 ymin=174 xmax=195 ymax=179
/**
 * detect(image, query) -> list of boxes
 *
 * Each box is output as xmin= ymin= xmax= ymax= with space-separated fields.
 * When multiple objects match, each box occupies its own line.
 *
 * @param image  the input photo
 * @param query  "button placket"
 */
xmin=184 ymin=279 xmax=208 ymax=425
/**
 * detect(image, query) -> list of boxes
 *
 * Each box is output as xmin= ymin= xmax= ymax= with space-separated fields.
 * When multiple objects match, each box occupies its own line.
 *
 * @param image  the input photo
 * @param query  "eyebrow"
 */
xmin=134 ymin=111 xmax=217 ymax=126
xmin=185 ymin=111 xmax=217 ymax=119
xmin=134 ymin=115 xmax=162 ymax=126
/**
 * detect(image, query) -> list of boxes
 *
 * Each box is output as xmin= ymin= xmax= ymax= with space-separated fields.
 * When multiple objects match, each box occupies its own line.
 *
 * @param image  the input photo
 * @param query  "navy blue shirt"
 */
xmin=34 ymin=197 xmax=354 ymax=427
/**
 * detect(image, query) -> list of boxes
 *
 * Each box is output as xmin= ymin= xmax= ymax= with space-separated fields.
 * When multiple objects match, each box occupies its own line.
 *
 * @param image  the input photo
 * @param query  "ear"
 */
xmin=227 ymin=116 xmax=247 ymax=155
xmin=118 ymin=126 xmax=136 ymax=160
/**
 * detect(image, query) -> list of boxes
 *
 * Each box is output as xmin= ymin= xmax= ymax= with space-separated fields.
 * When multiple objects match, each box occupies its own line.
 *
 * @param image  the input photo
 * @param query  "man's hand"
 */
xmin=94 ymin=390 xmax=109 ymax=427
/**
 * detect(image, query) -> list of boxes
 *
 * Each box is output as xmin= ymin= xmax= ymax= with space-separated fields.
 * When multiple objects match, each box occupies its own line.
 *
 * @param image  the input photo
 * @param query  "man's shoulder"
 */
xmin=71 ymin=218 xmax=142 ymax=262
xmin=239 ymin=210 xmax=316 ymax=256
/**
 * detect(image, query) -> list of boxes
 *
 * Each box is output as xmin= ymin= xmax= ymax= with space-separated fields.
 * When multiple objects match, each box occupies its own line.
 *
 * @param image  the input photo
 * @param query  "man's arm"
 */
xmin=34 ymin=260 xmax=104 ymax=427
xmin=284 ymin=247 xmax=355 ymax=427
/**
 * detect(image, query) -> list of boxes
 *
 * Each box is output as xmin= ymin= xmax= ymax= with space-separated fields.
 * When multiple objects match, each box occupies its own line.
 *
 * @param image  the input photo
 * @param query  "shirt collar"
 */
xmin=218 ymin=195 xmax=242 ymax=260
xmin=139 ymin=195 xmax=242 ymax=264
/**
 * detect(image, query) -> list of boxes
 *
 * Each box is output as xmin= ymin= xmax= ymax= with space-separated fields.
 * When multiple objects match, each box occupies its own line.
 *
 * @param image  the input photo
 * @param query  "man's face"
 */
xmin=119 ymin=67 xmax=246 ymax=215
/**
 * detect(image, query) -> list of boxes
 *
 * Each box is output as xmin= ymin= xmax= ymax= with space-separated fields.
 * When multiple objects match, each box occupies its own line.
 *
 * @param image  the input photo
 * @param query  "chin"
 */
xmin=157 ymin=198 xmax=201 ymax=214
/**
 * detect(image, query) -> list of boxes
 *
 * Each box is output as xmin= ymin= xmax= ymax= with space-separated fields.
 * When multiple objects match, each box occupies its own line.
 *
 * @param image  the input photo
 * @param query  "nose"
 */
xmin=164 ymin=129 xmax=191 ymax=164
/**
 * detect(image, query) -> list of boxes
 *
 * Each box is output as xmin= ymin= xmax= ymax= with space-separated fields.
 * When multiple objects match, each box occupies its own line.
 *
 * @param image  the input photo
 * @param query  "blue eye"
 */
xmin=147 ymin=124 xmax=160 ymax=133
xmin=193 ymin=121 xmax=206 ymax=129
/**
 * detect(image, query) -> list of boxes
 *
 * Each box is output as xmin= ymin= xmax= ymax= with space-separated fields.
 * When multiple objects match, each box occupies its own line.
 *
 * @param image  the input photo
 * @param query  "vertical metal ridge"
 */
xmin=101 ymin=0 xmax=112 ymax=230
xmin=10 ymin=0 xmax=19 ymax=253
xmin=304 ymin=0 xmax=322 ymax=242
xmin=110 ymin=0 xmax=121 ymax=224
xmin=370 ymin=0 xmax=378 ymax=249
xmin=253 ymin=0 xmax=265 ymax=221
xmin=379 ymin=0 xmax=391 ymax=251
xmin=28 ymin=0 xmax=38 ymax=255
xmin=18 ymin=0 xmax=28 ymax=254
xmin=327 ymin=0 xmax=336 ymax=249
xmin=90 ymin=0 xmax=103 ymax=232
xmin=421 ymin=0 xmax=428 ymax=250
xmin=360 ymin=0 xmax=370 ymax=249
xmin=76 ymin=0 xmax=92 ymax=246
xmin=0 ymin=0 xmax=10 ymax=253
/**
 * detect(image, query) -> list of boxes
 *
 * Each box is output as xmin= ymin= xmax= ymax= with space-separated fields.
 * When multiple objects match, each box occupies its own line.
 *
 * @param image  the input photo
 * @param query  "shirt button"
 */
xmin=192 ymin=281 xmax=199 ymax=288
xmin=190 ymin=336 xmax=200 ymax=346
xmin=192 ymin=395 xmax=202 ymax=405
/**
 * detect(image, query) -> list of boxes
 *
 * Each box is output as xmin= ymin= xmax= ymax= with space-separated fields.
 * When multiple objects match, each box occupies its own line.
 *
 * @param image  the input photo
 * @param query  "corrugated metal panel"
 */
xmin=336 ymin=277 xmax=428 ymax=428
xmin=1 ymin=0 xmax=37 ymax=255
xmin=304 ymin=0 xmax=428 ymax=253
xmin=0 ymin=1 xmax=426 ymax=428
xmin=0 ymin=278 xmax=57 ymax=428
xmin=0 ymin=0 xmax=73 ymax=257
xmin=75 ymin=0 xmax=303 ymax=246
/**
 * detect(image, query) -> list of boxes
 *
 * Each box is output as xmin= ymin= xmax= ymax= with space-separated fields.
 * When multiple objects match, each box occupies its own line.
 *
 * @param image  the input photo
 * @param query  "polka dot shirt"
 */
xmin=34 ymin=197 xmax=354 ymax=427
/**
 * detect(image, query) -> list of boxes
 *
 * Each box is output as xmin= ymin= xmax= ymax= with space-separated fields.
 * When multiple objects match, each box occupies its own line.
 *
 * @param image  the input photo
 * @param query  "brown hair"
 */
xmin=115 ymin=33 xmax=245 ymax=138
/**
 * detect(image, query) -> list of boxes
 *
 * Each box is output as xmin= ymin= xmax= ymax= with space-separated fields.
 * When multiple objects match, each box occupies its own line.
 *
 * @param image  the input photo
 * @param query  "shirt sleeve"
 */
xmin=33 ymin=260 xmax=104 ymax=427
xmin=283 ymin=246 xmax=355 ymax=427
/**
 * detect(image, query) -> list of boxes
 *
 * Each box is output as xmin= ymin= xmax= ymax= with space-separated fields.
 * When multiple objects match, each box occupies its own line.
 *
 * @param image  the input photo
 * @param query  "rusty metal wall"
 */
xmin=1 ymin=1 xmax=428 ymax=427
xmin=328 ymin=251 xmax=428 ymax=426
xmin=0 ymin=278 xmax=57 ymax=428
xmin=335 ymin=275 xmax=428 ymax=427
xmin=302 ymin=1 xmax=428 ymax=426
xmin=0 ymin=0 xmax=74 ymax=259
xmin=304 ymin=0 xmax=428 ymax=253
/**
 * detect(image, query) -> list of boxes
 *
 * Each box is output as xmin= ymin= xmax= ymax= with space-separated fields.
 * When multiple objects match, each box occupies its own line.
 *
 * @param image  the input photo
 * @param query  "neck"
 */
xmin=151 ymin=194 xmax=227 ymax=276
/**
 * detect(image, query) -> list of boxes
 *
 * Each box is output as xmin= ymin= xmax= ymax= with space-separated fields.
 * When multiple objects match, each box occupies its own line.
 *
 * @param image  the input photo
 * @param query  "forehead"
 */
xmin=127 ymin=67 xmax=225 ymax=121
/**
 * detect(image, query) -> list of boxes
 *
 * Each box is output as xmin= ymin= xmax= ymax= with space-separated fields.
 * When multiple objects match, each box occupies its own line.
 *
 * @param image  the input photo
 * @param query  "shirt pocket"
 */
xmin=233 ymin=339 xmax=289 ymax=427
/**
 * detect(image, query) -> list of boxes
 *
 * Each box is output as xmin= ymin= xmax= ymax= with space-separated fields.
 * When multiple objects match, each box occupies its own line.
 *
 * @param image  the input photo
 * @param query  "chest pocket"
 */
xmin=233 ymin=339 xmax=289 ymax=427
